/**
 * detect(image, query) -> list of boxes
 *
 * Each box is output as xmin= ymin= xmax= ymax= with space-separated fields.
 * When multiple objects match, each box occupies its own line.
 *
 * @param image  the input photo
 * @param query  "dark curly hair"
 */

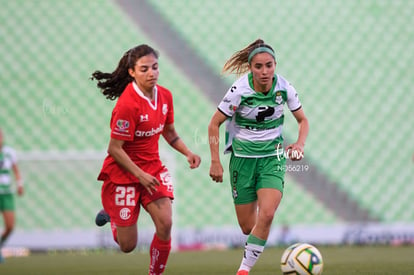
xmin=91 ymin=44 xmax=159 ymax=100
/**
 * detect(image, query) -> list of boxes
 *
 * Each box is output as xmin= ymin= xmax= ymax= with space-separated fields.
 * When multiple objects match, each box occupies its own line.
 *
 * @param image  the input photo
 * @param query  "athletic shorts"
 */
xmin=229 ymin=153 xmax=286 ymax=205
xmin=101 ymin=166 xmax=174 ymax=227
xmin=0 ymin=194 xmax=15 ymax=211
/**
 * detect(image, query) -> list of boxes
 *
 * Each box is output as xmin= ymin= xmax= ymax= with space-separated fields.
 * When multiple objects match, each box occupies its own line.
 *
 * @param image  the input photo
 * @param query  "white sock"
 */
xmin=238 ymin=241 xmax=265 ymax=272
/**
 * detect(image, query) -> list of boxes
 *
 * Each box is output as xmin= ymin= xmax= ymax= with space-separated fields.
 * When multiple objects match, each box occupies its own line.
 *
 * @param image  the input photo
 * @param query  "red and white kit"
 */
xmin=98 ymin=81 xmax=174 ymax=226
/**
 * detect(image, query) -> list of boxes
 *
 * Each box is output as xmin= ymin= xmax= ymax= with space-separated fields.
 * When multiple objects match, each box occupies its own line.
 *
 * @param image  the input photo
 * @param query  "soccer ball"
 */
xmin=280 ymin=243 xmax=323 ymax=275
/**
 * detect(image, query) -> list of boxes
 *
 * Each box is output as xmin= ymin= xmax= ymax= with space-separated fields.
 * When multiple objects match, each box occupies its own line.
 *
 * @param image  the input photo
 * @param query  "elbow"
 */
xmin=107 ymin=147 xmax=114 ymax=158
xmin=107 ymin=144 xmax=117 ymax=158
xmin=208 ymin=121 xmax=218 ymax=134
xmin=207 ymin=122 xmax=213 ymax=133
xmin=303 ymin=117 xmax=310 ymax=129
xmin=298 ymin=116 xmax=309 ymax=128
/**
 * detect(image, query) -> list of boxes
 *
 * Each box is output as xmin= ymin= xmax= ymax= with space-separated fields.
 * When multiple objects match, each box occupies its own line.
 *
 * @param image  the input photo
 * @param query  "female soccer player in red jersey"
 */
xmin=91 ymin=44 xmax=201 ymax=275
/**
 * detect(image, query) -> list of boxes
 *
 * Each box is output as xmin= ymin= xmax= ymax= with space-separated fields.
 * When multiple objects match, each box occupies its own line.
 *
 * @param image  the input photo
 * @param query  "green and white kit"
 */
xmin=0 ymin=146 xmax=18 ymax=194
xmin=218 ymin=73 xmax=302 ymax=203
xmin=218 ymin=73 xmax=302 ymax=158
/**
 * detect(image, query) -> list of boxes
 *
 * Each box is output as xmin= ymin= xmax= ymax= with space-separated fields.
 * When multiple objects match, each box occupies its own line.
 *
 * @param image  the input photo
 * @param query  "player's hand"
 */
xmin=137 ymin=172 xmax=160 ymax=195
xmin=286 ymin=143 xmax=305 ymax=161
xmin=187 ymin=152 xmax=201 ymax=169
xmin=209 ymin=161 xmax=224 ymax=183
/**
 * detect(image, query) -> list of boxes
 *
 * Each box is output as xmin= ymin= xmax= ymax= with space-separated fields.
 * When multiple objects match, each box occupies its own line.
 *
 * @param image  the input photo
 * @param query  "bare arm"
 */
xmin=12 ymin=162 xmax=23 ymax=196
xmin=208 ymin=110 xmax=228 ymax=182
xmin=107 ymin=138 xmax=159 ymax=194
xmin=286 ymin=107 xmax=309 ymax=161
xmin=162 ymin=123 xmax=201 ymax=169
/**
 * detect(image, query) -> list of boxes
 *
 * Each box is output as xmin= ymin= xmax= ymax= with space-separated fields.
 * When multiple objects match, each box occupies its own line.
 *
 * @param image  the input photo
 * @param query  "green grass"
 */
xmin=1 ymin=245 xmax=414 ymax=274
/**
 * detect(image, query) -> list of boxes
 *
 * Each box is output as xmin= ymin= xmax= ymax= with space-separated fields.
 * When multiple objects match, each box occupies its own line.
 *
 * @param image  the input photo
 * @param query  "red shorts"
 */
xmin=101 ymin=166 xmax=174 ymax=227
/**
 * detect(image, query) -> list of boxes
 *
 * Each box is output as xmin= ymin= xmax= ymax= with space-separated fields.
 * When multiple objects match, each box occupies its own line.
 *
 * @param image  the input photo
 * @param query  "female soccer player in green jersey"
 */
xmin=208 ymin=39 xmax=309 ymax=275
xmin=0 ymin=128 xmax=24 ymax=263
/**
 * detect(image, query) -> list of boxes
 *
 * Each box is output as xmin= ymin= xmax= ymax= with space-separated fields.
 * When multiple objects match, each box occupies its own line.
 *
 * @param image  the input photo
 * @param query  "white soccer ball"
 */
xmin=280 ymin=243 xmax=323 ymax=275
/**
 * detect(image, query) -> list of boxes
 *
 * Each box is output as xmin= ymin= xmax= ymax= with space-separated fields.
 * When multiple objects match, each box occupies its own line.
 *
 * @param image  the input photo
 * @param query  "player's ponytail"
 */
xmin=222 ymin=39 xmax=274 ymax=76
xmin=91 ymin=45 xmax=159 ymax=100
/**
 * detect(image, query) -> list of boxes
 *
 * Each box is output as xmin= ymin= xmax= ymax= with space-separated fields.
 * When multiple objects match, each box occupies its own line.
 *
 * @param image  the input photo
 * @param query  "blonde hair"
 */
xmin=222 ymin=39 xmax=275 ymax=76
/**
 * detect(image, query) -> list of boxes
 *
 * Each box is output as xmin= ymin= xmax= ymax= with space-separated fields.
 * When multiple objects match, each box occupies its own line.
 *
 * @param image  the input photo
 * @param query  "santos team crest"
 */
xmin=275 ymin=91 xmax=283 ymax=104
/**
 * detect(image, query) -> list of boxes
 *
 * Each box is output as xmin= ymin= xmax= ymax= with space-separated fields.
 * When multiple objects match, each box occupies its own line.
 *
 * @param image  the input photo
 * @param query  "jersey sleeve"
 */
xmin=110 ymin=102 xmax=136 ymax=141
xmin=7 ymin=147 xmax=17 ymax=164
xmin=217 ymin=85 xmax=241 ymax=117
xmin=165 ymin=91 xmax=174 ymax=125
xmin=286 ymin=83 xmax=302 ymax=112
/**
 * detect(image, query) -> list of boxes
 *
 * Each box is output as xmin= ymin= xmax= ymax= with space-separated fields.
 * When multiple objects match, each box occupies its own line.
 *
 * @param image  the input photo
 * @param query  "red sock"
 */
xmin=110 ymin=220 xmax=119 ymax=244
xmin=149 ymin=234 xmax=171 ymax=275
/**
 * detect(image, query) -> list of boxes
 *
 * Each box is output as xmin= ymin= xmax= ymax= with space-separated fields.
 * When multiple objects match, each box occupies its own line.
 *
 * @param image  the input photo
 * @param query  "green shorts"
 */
xmin=0 ymin=193 xmax=15 ymax=211
xmin=229 ymin=153 xmax=286 ymax=205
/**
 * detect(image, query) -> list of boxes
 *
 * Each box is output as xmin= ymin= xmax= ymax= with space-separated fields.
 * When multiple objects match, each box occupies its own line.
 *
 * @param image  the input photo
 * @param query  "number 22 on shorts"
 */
xmin=115 ymin=186 xmax=136 ymax=206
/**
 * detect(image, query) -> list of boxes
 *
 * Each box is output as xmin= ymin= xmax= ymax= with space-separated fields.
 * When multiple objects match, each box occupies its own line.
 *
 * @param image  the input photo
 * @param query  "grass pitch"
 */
xmin=1 ymin=245 xmax=413 ymax=274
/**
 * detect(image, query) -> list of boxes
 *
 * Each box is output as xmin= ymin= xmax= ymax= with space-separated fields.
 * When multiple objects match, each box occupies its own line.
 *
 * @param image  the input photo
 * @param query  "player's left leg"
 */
xmin=238 ymin=189 xmax=282 ymax=274
xmin=1 ymin=211 xmax=16 ymax=263
xmin=0 ymin=211 xmax=5 ymax=263
xmin=237 ymin=156 xmax=285 ymax=274
xmin=146 ymin=197 xmax=172 ymax=275
xmin=0 ymin=194 xmax=17 ymax=263
xmin=253 ymin=188 xmax=283 ymax=239
xmin=1 ymin=211 xmax=15 ymax=243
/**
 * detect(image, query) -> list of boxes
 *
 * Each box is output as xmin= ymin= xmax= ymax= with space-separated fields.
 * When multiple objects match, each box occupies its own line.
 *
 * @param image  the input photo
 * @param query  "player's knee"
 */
xmin=240 ymin=223 xmax=253 ymax=235
xmin=118 ymin=237 xmax=137 ymax=253
xmin=260 ymin=210 xmax=275 ymax=226
xmin=4 ymin=225 xmax=14 ymax=235
xmin=119 ymin=242 xmax=136 ymax=253
xmin=157 ymin=227 xmax=172 ymax=241
xmin=156 ymin=218 xmax=172 ymax=237
xmin=241 ymin=227 xmax=252 ymax=235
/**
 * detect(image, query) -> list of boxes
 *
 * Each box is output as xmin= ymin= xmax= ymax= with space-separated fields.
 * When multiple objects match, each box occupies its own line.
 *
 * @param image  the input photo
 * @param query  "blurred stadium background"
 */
xmin=0 ymin=0 xmax=413 ymax=253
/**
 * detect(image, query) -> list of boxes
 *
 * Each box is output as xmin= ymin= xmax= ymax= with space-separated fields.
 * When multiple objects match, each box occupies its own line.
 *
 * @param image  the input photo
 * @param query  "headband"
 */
xmin=248 ymin=46 xmax=275 ymax=64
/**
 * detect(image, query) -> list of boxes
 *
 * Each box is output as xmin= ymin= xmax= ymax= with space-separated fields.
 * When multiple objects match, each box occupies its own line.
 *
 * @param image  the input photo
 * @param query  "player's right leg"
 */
xmin=95 ymin=209 xmax=110 ymax=226
xmin=229 ymin=154 xmax=263 ymax=274
xmin=100 ymin=181 xmax=141 ymax=252
xmin=116 ymin=224 xmax=138 ymax=253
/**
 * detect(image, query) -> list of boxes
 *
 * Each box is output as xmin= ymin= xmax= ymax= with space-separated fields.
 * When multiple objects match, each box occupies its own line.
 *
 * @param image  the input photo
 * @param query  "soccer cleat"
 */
xmin=236 ymin=270 xmax=249 ymax=275
xmin=95 ymin=209 xmax=110 ymax=227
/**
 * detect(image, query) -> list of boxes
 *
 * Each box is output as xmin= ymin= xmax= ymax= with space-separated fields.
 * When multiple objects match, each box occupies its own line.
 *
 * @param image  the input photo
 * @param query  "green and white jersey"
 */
xmin=0 ymin=145 xmax=17 ymax=194
xmin=218 ymin=73 xmax=302 ymax=158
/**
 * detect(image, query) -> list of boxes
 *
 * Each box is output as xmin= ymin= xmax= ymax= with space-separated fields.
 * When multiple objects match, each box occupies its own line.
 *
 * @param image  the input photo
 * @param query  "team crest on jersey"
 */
xmin=140 ymin=114 xmax=149 ymax=122
xmin=119 ymin=208 xmax=131 ymax=220
xmin=275 ymin=91 xmax=283 ymax=104
xmin=162 ymin=104 xmax=168 ymax=115
xmin=160 ymin=170 xmax=173 ymax=192
xmin=232 ymin=188 xmax=238 ymax=199
xmin=116 ymin=119 xmax=130 ymax=132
